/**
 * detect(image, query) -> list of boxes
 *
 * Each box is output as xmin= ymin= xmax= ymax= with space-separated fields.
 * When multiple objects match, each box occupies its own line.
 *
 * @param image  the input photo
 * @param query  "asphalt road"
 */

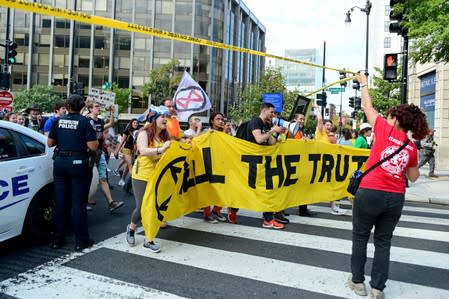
xmin=1 ymin=161 xmax=449 ymax=298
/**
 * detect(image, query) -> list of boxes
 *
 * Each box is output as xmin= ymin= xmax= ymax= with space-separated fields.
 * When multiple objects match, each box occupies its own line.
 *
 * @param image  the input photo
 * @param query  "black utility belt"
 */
xmin=54 ymin=150 xmax=88 ymax=157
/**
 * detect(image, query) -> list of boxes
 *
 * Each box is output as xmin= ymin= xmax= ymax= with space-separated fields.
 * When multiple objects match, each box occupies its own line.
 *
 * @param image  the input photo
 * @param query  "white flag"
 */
xmin=173 ymin=71 xmax=211 ymax=121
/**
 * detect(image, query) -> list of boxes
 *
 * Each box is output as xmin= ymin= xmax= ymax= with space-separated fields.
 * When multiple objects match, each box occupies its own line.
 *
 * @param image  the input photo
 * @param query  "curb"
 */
xmin=429 ymin=197 xmax=449 ymax=205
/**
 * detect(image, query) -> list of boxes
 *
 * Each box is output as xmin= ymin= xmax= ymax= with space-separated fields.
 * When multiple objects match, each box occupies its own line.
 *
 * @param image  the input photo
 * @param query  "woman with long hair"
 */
xmin=348 ymin=73 xmax=430 ymax=299
xmin=125 ymin=106 xmax=171 ymax=253
xmin=116 ymin=118 xmax=139 ymax=186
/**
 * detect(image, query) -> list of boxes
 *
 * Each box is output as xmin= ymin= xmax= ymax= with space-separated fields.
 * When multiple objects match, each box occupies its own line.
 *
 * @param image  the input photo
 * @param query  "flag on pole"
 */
xmin=173 ymin=71 xmax=211 ymax=121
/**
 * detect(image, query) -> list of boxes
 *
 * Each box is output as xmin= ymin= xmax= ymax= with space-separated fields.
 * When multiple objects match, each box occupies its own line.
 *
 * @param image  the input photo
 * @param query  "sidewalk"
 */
xmin=406 ymin=166 xmax=449 ymax=205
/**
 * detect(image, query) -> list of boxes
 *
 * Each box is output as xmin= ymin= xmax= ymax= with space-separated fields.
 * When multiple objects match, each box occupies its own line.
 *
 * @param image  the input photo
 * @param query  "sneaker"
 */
xmin=428 ymin=174 xmax=439 ymax=178
xmin=126 ymin=225 xmax=136 ymax=246
xmin=109 ymin=200 xmax=124 ymax=212
xmin=143 ymin=241 xmax=161 ymax=253
xmin=331 ymin=206 xmax=348 ymax=216
xmin=212 ymin=210 xmax=227 ymax=222
xmin=204 ymin=215 xmax=218 ymax=224
xmin=347 ymin=275 xmax=367 ymax=296
xmin=118 ymin=179 xmax=126 ymax=187
xmin=160 ymin=221 xmax=169 ymax=229
xmin=86 ymin=205 xmax=93 ymax=211
xmin=227 ymin=209 xmax=237 ymax=224
xmin=370 ymin=288 xmax=384 ymax=299
xmin=274 ymin=213 xmax=290 ymax=224
xmin=262 ymin=219 xmax=285 ymax=229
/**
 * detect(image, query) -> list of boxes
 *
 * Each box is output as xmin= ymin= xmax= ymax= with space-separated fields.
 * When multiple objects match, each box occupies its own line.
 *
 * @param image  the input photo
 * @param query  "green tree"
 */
xmin=141 ymin=59 xmax=182 ymax=104
xmin=397 ymin=0 xmax=449 ymax=63
xmin=228 ymin=67 xmax=298 ymax=123
xmin=12 ymin=85 xmax=61 ymax=113
xmin=369 ymin=67 xmax=400 ymax=115
xmin=111 ymin=83 xmax=131 ymax=113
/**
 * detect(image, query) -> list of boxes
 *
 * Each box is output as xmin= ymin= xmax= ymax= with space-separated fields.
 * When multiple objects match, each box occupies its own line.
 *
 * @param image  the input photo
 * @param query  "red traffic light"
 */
xmin=385 ymin=54 xmax=397 ymax=67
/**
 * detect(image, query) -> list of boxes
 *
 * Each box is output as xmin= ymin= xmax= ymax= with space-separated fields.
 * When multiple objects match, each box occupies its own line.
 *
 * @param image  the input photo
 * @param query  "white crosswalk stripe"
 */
xmin=1 ymin=204 xmax=448 ymax=299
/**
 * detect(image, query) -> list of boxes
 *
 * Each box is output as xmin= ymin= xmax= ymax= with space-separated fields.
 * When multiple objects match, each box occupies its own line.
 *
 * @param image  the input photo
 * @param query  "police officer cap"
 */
xmin=67 ymin=94 xmax=85 ymax=112
xmin=146 ymin=105 xmax=169 ymax=123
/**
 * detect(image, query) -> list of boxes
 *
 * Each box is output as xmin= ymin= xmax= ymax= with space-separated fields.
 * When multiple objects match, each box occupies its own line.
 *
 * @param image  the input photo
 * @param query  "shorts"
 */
xmin=96 ymin=153 xmax=107 ymax=180
xmin=121 ymin=148 xmax=133 ymax=156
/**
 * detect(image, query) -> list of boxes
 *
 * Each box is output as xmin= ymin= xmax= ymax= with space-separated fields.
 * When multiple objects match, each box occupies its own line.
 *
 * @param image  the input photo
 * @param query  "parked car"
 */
xmin=0 ymin=120 xmax=98 ymax=243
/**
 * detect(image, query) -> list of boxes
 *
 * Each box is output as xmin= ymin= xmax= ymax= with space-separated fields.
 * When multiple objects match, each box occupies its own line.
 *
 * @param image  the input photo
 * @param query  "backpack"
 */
xmin=235 ymin=121 xmax=251 ymax=140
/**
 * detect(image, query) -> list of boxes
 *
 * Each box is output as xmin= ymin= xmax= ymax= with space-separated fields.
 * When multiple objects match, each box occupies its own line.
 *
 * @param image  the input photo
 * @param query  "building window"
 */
xmin=95 ymin=38 xmax=105 ymax=49
xmin=384 ymin=21 xmax=390 ymax=32
xmin=79 ymin=56 xmax=90 ymax=68
xmin=385 ymin=5 xmax=391 ymax=17
xmin=77 ymin=36 xmax=91 ymax=48
xmin=384 ymin=37 xmax=391 ymax=48
xmin=42 ymin=19 xmax=51 ymax=28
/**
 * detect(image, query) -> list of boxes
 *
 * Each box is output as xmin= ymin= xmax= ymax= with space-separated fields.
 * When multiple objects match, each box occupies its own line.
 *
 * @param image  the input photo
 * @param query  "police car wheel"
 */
xmin=23 ymin=187 xmax=54 ymax=243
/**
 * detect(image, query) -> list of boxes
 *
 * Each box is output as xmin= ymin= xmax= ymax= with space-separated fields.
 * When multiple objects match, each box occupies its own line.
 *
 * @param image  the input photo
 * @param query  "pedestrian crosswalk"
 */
xmin=1 ymin=202 xmax=449 ymax=298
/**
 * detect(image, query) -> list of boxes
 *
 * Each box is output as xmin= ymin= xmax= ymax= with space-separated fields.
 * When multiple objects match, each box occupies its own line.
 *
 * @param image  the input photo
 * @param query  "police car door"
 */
xmin=0 ymin=126 xmax=52 ymax=242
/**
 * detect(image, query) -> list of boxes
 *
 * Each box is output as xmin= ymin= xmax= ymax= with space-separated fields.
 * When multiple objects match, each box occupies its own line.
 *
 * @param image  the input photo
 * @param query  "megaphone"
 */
xmin=273 ymin=118 xmax=300 ymax=136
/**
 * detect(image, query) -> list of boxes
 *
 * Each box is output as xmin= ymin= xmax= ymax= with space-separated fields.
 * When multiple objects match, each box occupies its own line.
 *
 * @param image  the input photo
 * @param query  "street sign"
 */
xmin=0 ymin=90 xmax=13 ymax=112
xmin=328 ymin=87 xmax=345 ymax=94
xmin=262 ymin=93 xmax=283 ymax=113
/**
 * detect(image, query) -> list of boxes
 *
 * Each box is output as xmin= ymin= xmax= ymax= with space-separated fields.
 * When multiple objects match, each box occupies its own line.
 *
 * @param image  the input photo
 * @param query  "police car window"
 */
xmin=19 ymin=133 xmax=45 ymax=156
xmin=0 ymin=128 xmax=18 ymax=160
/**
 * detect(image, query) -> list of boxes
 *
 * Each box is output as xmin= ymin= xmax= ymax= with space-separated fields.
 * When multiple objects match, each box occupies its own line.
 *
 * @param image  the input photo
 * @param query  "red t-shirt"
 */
xmin=359 ymin=116 xmax=418 ymax=194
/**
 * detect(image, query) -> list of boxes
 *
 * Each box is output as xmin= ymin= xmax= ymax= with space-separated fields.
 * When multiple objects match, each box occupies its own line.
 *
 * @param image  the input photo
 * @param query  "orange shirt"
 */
xmin=166 ymin=116 xmax=181 ymax=139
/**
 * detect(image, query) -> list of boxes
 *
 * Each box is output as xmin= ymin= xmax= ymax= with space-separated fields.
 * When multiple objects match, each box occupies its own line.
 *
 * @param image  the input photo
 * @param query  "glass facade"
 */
xmin=0 ymin=0 xmax=265 ymax=115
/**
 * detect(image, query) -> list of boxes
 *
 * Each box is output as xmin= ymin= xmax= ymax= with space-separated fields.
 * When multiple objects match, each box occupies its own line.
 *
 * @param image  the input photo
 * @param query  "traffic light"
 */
xmin=70 ymin=81 xmax=78 ymax=94
xmin=354 ymin=96 xmax=362 ymax=111
xmin=6 ymin=42 xmax=18 ymax=65
xmin=349 ymin=97 xmax=355 ymax=108
xmin=352 ymin=79 xmax=360 ymax=90
xmin=316 ymin=91 xmax=327 ymax=107
xmin=0 ymin=72 xmax=11 ymax=90
xmin=339 ymin=71 xmax=347 ymax=88
xmin=383 ymin=53 xmax=398 ymax=81
xmin=389 ymin=0 xmax=407 ymax=36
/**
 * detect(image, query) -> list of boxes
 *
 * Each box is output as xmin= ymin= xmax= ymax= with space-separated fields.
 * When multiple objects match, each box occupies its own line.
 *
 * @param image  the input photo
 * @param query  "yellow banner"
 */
xmin=141 ymin=132 xmax=370 ymax=240
xmin=0 ymin=0 xmax=355 ymax=75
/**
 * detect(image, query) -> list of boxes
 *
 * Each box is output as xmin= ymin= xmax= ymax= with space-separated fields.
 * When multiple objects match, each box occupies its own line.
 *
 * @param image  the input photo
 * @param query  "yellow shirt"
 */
xmin=132 ymin=141 xmax=162 ymax=181
xmin=315 ymin=129 xmax=330 ymax=143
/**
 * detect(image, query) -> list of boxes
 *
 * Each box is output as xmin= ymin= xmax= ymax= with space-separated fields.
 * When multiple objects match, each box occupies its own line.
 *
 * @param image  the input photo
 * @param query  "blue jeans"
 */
xmin=351 ymin=188 xmax=404 ymax=291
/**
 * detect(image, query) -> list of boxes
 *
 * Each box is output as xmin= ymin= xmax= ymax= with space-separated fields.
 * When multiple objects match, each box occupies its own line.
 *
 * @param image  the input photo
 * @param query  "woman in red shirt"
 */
xmin=348 ymin=73 xmax=430 ymax=299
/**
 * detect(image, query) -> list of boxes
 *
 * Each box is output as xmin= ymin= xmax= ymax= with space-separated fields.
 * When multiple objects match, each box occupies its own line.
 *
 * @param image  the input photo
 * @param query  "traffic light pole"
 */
xmin=400 ymin=35 xmax=408 ymax=104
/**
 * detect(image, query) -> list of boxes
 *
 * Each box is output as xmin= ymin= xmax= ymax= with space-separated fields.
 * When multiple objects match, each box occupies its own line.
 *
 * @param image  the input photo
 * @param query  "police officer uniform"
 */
xmin=48 ymin=95 xmax=98 ymax=251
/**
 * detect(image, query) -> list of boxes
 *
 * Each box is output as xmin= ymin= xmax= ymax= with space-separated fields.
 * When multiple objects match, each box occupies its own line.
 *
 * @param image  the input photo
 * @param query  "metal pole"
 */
xmin=400 ymin=35 xmax=409 ymax=104
xmin=321 ymin=40 xmax=326 ymax=119
xmin=365 ymin=4 xmax=369 ymax=76
xmin=339 ymin=91 xmax=343 ymax=136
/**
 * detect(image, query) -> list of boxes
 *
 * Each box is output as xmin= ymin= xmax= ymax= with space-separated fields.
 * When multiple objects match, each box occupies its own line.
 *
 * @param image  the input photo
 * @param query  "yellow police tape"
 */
xmin=1 ymin=0 xmax=356 ymax=76
xmin=141 ymin=132 xmax=369 ymax=240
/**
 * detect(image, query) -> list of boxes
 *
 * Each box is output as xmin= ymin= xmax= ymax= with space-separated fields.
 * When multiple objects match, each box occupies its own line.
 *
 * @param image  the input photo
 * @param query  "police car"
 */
xmin=0 ymin=120 xmax=97 ymax=243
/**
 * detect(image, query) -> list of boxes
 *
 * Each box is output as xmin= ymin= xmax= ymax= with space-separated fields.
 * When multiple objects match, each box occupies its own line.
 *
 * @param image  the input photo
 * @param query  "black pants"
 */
xmin=351 ymin=188 xmax=404 ymax=291
xmin=53 ymin=156 xmax=93 ymax=244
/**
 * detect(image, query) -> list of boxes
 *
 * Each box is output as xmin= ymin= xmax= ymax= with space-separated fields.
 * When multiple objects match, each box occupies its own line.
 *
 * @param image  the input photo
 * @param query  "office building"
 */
xmin=0 ymin=0 xmax=265 ymax=115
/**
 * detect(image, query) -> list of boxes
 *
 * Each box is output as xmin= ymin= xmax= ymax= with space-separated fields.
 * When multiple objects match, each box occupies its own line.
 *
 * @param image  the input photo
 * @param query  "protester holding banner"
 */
xmin=126 ymin=105 xmax=171 ymax=253
xmin=314 ymin=106 xmax=347 ymax=216
xmin=348 ymin=73 xmax=429 ymax=299
xmin=202 ymin=112 xmax=228 ymax=223
xmin=292 ymin=113 xmax=317 ymax=217
xmin=241 ymin=102 xmax=286 ymax=229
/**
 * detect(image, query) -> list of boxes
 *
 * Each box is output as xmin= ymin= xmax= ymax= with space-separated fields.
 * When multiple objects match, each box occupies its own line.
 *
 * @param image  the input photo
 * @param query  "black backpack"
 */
xmin=235 ymin=121 xmax=251 ymax=140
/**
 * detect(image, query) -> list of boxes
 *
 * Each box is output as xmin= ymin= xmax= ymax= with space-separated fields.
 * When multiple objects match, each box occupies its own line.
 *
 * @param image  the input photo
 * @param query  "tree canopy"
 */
xmin=228 ymin=68 xmax=299 ymax=123
xmin=12 ymin=85 xmax=61 ymax=113
xmin=141 ymin=59 xmax=182 ymax=104
xmin=399 ymin=0 xmax=449 ymax=63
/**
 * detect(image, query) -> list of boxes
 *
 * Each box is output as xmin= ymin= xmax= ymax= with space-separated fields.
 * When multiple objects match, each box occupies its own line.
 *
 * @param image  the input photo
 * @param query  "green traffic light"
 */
xmin=8 ymin=57 xmax=16 ymax=64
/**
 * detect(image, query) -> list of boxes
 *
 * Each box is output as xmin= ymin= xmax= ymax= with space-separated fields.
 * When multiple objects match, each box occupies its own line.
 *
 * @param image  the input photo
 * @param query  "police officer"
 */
xmin=48 ymin=95 xmax=98 ymax=251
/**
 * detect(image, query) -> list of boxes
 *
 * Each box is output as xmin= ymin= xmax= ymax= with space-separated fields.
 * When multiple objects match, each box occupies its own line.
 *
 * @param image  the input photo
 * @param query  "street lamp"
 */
xmin=345 ymin=0 xmax=372 ymax=76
